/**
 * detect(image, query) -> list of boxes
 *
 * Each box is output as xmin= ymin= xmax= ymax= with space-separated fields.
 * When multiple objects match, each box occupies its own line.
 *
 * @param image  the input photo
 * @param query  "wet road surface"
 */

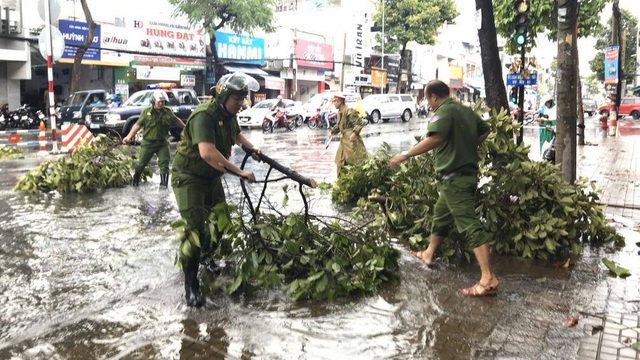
xmin=1 ymin=116 xmax=639 ymax=359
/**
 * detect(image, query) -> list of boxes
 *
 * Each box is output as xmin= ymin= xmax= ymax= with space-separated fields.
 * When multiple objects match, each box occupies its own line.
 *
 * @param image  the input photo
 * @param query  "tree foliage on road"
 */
xmin=589 ymin=9 xmax=638 ymax=83
xmin=493 ymin=0 xmax=607 ymax=53
xmin=333 ymin=104 xmax=624 ymax=261
xmin=371 ymin=0 xmax=458 ymax=92
xmin=168 ymin=0 xmax=276 ymax=83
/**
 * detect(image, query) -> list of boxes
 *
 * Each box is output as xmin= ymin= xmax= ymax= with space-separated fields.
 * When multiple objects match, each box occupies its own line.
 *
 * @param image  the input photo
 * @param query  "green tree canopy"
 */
xmin=167 ymin=0 xmax=276 ymax=82
xmin=371 ymin=0 xmax=457 ymax=92
xmin=589 ymin=9 xmax=638 ymax=84
xmin=493 ymin=0 xmax=608 ymax=54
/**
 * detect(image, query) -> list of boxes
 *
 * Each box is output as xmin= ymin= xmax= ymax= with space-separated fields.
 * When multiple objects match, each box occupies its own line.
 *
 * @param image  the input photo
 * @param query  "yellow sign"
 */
xmin=371 ymin=68 xmax=387 ymax=88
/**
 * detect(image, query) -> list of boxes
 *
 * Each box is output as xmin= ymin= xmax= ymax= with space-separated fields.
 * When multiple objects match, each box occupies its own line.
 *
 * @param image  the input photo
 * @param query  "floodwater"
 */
xmin=1 ymin=116 xmax=638 ymax=360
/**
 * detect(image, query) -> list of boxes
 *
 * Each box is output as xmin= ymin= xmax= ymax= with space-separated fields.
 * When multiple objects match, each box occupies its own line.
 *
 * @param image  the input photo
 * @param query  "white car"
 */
xmin=362 ymin=94 xmax=416 ymax=123
xmin=301 ymin=92 xmax=363 ymax=120
xmin=237 ymin=99 xmax=303 ymax=128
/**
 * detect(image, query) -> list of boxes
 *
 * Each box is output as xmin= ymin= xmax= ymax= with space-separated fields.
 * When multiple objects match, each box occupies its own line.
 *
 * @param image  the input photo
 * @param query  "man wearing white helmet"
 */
xmin=171 ymin=72 xmax=261 ymax=307
xmin=330 ymin=92 xmax=367 ymax=173
xmin=123 ymin=90 xmax=185 ymax=187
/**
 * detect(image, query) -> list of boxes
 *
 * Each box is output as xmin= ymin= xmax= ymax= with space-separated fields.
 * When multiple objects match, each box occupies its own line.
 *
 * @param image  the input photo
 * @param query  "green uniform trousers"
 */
xmin=135 ymin=139 xmax=170 ymax=174
xmin=431 ymin=175 xmax=489 ymax=249
xmin=171 ymin=173 xmax=226 ymax=260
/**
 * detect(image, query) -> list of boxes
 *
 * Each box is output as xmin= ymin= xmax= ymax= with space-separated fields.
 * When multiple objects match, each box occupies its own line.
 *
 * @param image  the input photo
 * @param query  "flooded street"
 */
xmin=1 ymin=117 xmax=639 ymax=360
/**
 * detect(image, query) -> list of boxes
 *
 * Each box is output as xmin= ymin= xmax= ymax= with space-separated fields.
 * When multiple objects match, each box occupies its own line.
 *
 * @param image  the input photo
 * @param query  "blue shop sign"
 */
xmin=59 ymin=19 xmax=101 ymax=61
xmin=506 ymin=72 xmax=537 ymax=86
xmin=215 ymin=31 xmax=264 ymax=65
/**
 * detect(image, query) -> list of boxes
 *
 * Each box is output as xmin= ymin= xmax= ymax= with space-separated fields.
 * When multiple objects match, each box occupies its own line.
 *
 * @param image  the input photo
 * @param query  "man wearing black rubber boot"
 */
xmin=172 ymin=72 xmax=260 ymax=307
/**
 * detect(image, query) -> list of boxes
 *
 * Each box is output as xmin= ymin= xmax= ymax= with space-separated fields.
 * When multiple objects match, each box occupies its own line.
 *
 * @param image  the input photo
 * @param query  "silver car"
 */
xmin=362 ymin=94 xmax=415 ymax=123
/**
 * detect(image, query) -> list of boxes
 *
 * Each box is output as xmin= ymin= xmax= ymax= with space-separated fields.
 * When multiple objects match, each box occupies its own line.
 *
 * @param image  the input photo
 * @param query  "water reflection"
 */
xmin=1 ymin=121 xmax=639 ymax=359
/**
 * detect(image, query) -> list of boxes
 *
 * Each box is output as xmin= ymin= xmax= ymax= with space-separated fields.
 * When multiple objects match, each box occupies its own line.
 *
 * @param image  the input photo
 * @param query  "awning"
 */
xmin=630 ymin=85 xmax=640 ymax=94
xmin=223 ymin=64 xmax=269 ymax=76
xmin=261 ymin=75 xmax=285 ymax=91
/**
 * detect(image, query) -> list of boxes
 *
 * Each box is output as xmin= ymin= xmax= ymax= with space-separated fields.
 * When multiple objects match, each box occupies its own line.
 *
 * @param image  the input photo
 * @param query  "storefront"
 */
xmin=57 ymin=19 xmax=207 ymax=95
xmin=281 ymin=39 xmax=333 ymax=102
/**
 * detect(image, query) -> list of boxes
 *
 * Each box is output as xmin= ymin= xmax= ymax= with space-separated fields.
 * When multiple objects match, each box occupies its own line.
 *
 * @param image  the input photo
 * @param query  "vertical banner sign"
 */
xmin=353 ymin=18 xmax=364 ymax=71
xmin=604 ymin=45 xmax=619 ymax=86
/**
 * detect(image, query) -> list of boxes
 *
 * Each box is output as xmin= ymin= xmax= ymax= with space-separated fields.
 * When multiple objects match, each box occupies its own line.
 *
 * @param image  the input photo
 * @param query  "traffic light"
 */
xmin=513 ymin=0 xmax=530 ymax=46
xmin=510 ymin=87 xmax=518 ymax=104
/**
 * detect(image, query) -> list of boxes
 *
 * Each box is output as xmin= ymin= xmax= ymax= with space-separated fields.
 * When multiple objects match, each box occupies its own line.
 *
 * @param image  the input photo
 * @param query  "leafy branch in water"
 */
xmin=13 ymin=135 xmax=151 ymax=194
xmin=0 ymin=147 xmax=24 ymax=160
xmin=334 ymin=102 xmax=624 ymax=261
xmin=172 ymin=195 xmax=400 ymax=301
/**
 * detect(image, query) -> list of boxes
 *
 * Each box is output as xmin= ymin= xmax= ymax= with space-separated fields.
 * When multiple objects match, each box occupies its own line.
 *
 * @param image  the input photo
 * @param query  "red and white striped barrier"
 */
xmin=37 ymin=122 xmax=48 ymax=156
xmin=61 ymin=124 xmax=94 ymax=152
xmin=0 ymin=128 xmax=50 ymax=151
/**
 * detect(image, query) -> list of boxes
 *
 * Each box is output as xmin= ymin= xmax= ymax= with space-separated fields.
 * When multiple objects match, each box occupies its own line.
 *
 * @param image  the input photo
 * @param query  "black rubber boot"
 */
xmin=160 ymin=173 xmax=169 ymax=188
xmin=132 ymin=171 xmax=141 ymax=187
xmin=200 ymin=236 xmax=221 ymax=275
xmin=182 ymin=257 xmax=203 ymax=307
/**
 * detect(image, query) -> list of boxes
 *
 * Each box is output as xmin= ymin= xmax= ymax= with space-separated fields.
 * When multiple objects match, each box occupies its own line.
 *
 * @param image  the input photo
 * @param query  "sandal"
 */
xmin=461 ymin=282 xmax=498 ymax=297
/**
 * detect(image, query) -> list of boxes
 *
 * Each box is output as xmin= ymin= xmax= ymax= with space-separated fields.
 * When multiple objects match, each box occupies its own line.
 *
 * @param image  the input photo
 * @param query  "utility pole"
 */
xmin=381 ymin=0 xmax=385 ymax=94
xmin=556 ymin=0 xmax=578 ymax=183
xmin=611 ymin=1 xmax=622 ymax=136
xmin=340 ymin=32 xmax=346 ymax=92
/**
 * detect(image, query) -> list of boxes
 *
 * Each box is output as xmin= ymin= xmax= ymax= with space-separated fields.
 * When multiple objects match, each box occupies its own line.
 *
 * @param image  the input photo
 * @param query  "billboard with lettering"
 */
xmin=58 ymin=19 xmax=207 ymax=68
xmin=59 ymin=20 xmax=101 ymax=63
xmin=215 ymin=31 xmax=265 ymax=65
xmin=296 ymin=39 xmax=333 ymax=70
xmin=604 ymin=45 xmax=619 ymax=86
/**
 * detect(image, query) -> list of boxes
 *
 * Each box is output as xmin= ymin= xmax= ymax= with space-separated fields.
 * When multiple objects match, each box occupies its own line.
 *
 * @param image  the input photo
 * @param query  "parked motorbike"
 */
xmin=262 ymin=107 xmax=297 ymax=132
xmin=15 ymin=104 xmax=40 ymax=129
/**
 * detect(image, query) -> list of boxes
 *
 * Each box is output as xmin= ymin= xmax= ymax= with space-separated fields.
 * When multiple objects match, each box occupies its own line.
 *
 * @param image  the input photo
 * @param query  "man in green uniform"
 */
xmin=172 ymin=72 xmax=260 ymax=307
xmin=330 ymin=93 xmax=367 ymax=174
xmin=389 ymin=80 xmax=499 ymax=297
xmin=123 ymin=91 xmax=185 ymax=187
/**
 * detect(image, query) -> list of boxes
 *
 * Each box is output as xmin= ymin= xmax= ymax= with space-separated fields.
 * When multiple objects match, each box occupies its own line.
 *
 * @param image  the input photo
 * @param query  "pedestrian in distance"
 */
xmin=330 ymin=92 xmax=367 ymax=174
xmin=599 ymin=112 xmax=609 ymax=139
xmin=537 ymin=97 xmax=557 ymax=153
xmin=123 ymin=91 xmax=186 ymax=187
xmin=389 ymin=80 xmax=499 ymax=297
xmin=171 ymin=72 xmax=261 ymax=307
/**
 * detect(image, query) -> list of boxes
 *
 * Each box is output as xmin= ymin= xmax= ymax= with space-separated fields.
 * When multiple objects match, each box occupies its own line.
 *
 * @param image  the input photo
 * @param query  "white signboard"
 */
xmin=136 ymin=66 xmax=181 ymax=81
xmin=181 ymin=74 xmax=196 ymax=87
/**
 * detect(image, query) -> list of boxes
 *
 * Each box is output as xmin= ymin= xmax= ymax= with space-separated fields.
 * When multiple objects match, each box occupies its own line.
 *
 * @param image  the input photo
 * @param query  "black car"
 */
xmin=86 ymin=88 xmax=199 ymax=141
xmin=59 ymin=90 xmax=109 ymax=124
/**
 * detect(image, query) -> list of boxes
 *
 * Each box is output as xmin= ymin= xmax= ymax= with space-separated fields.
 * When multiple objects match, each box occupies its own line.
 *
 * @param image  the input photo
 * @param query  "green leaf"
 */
xmin=602 ymin=258 xmax=631 ymax=278
xmin=631 ymin=342 xmax=640 ymax=351
xmin=227 ymin=275 xmax=243 ymax=294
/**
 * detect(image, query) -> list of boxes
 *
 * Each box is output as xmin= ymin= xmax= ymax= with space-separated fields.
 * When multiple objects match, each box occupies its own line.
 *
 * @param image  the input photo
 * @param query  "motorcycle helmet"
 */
xmin=109 ymin=94 xmax=119 ymax=102
xmin=277 ymin=95 xmax=283 ymax=100
xmin=151 ymin=91 xmax=169 ymax=104
xmin=212 ymin=72 xmax=260 ymax=104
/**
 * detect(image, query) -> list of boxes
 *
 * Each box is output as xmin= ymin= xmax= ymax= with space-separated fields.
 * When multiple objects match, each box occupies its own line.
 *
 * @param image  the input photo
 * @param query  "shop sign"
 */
xmin=449 ymin=65 xmax=464 ymax=89
xmin=216 ymin=31 xmax=265 ymax=65
xmin=346 ymin=73 xmax=371 ymax=86
xmin=280 ymin=68 xmax=325 ymax=81
xmin=181 ymin=74 xmax=196 ymax=87
xmin=352 ymin=18 xmax=365 ymax=70
xmin=136 ymin=66 xmax=181 ymax=81
xmin=59 ymin=20 xmax=101 ymax=62
xmin=296 ymin=39 xmax=333 ymax=70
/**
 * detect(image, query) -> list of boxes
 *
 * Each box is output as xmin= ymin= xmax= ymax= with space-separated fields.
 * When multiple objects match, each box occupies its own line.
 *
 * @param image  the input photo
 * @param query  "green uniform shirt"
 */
xmin=427 ymin=98 xmax=490 ymax=175
xmin=136 ymin=106 xmax=179 ymax=141
xmin=172 ymin=100 xmax=240 ymax=179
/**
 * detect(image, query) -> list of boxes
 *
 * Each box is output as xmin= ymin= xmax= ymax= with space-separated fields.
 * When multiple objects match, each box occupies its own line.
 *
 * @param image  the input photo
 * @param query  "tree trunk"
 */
xmin=576 ymin=38 xmax=585 ymax=146
xmin=556 ymin=0 xmax=578 ymax=184
xmin=475 ymin=0 xmax=509 ymax=113
xmin=209 ymin=33 xmax=223 ymax=87
xmin=397 ymin=43 xmax=407 ymax=94
xmin=70 ymin=0 xmax=96 ymax=94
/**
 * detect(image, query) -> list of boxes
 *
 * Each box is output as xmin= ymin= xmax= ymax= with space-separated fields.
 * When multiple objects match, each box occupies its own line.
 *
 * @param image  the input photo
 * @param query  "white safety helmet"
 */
xmin=151 ymin=91 xmax=169 ymax=104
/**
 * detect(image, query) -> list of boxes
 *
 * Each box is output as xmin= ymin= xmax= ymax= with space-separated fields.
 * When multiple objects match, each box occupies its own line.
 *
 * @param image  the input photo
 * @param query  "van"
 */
xmin=361 ymin=94 xmax=416 ymax=123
